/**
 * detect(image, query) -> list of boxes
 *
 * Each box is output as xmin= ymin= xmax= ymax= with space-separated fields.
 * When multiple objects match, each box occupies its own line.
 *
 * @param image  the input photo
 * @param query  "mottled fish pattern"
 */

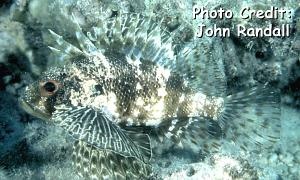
xmin=20 ymin=13 xmax=281 ymax=179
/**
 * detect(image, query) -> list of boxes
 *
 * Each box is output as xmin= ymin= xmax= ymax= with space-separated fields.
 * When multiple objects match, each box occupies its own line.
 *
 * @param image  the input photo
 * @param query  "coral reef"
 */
xmin=0 ymin=0 xmax=299 ymax=179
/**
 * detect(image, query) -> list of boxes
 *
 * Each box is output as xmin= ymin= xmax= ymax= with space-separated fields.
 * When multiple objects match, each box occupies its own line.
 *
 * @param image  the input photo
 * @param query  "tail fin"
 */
xmin=154 ymin=85 xmax=280 ymax=154
xmin=221 ymin=85 xmax=281 ymax=151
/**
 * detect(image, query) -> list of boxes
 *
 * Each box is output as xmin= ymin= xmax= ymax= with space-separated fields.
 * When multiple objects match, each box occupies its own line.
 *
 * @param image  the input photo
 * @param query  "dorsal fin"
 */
xmin=84 ymin=14 xmax=176 ymax=68
xmin=175 ymin=40 xmax=227 ymax=97
xmin=48 ymin=13 xmax=177 ymax=70
xmin=47 ymin=29 xmax=85 ymax=65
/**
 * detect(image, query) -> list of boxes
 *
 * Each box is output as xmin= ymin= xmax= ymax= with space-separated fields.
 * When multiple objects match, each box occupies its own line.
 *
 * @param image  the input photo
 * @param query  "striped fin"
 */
xmin=221 ymin=85 xmax=281 ymax=151
xmin=152 ymin=85 xmax=280 ymax=154
xmin=52 ymin=105 xmax=152 ymax=163
xmin=84 ymin=14 xmax=176 ymax=69
xmin=175 ymin=41 xmax=227 ymax=97
xmin=48 ymin=29 xmax=85 ymax=64
xmin=71 ymin=14 xmax=99 ymax=55
xmin=73 ymin=140 xmax=150 ymax=179
xmin=48 ymin=13 xmax=176 ymax=69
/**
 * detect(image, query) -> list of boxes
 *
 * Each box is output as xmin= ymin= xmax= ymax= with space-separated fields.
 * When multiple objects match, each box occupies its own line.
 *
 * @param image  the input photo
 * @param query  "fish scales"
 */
xmin=19 ymin=13 xmax=281 ymax=179
xmin=64 ymin=50 xmax=224 ymax=127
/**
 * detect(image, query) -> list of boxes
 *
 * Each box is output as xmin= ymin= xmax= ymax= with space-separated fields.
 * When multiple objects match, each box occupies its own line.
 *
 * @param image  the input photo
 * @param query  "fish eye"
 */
xmin=44 ymin=82 xmax=56 ymax=92
xmin=40 ymin=80 xmax=60 ymax=97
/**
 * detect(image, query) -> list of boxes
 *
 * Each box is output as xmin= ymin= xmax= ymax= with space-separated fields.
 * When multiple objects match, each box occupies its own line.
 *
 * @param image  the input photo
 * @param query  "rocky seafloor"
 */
xmin=0 ymin=0 xmax=299 ymax=179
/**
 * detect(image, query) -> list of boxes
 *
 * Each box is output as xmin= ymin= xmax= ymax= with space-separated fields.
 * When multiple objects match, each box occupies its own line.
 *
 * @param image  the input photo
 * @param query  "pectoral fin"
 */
xmin=73 ymin=140 xmax=151 ymax=179
xmin=52 ymin=105 xmax=152 ymax=163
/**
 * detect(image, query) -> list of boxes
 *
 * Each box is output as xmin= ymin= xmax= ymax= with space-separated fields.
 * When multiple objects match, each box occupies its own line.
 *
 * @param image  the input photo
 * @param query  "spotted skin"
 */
xmin=63 ymin=51 xmax=225 ymax=127
xmin=20 ymin=13 xmax=281 ymax=179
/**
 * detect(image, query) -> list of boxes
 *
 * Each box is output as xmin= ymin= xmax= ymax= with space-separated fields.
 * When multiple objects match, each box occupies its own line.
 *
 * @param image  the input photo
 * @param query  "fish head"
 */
xmin=20 ymin=66 xmax=70 ymax=120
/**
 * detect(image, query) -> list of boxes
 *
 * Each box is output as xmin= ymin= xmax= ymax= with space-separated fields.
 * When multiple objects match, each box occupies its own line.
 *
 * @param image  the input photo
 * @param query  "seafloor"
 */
xmin=0 ymin=0 xmax=299 ymax=179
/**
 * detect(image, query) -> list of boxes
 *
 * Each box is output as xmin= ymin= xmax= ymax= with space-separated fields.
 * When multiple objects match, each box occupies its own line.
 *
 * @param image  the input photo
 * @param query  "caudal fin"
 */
xmin=221 ymin=85 xmax=281 ymax=151
xmin=154 ymin=85 xmax=281 ymax=155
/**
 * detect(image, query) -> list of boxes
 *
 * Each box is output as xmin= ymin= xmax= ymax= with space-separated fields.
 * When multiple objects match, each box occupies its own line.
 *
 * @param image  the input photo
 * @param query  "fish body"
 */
xmin=20 ymin=14 xmax=281 ymax=179
xmin=45 ymin=51 xmax=223 ymax=125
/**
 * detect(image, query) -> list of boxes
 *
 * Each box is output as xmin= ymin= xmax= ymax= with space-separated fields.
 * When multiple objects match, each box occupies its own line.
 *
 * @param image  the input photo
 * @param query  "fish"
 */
xmin=19 ymin=13 xmax=281 ymax=179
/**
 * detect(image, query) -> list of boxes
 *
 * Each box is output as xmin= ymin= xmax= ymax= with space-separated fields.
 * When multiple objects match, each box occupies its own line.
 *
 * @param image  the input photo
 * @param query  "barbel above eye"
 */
xmin=40 ymin=80 xmax=61 ymax=97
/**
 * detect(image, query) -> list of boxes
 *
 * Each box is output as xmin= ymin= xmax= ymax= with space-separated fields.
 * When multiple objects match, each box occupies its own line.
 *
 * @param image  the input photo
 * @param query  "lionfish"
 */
xmin=20 ymin=13 xmax=281 ymax=179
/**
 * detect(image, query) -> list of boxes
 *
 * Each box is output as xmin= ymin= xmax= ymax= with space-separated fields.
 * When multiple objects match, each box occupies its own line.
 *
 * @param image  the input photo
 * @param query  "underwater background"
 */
xmin=0 ymin=0 xmax=299 ymax=179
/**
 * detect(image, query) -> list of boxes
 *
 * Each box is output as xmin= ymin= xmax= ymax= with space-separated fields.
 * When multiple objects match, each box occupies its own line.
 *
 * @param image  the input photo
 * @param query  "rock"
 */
xmin=268 ymin=154 xmax=278 ymax=164
xmin=186 ymin=167 xmax=196 ymax=177
xmin=0 ymin=0 xmax=300 ymax=179
xmin=279 ymin=152 xmax=294 ymax=166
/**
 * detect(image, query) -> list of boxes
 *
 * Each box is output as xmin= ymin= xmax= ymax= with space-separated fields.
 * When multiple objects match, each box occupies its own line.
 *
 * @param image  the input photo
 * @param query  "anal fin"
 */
xmin=155 ymin=117 xmax=222 ymax=155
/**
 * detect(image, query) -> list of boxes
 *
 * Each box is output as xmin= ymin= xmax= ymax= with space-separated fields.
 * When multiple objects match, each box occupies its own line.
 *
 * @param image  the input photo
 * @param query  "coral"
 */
xmin=0 ymin=0 xmax=299 ymax=179
xmin=151 ymin=154 xmax=259 ymax=179
xmin=0 ymin=92 xmax=24 ymax=155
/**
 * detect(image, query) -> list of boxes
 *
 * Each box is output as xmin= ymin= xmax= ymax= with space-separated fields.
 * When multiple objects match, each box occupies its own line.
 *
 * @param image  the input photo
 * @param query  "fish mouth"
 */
xmin=19 ymin=98 xmax=51 ymax=120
